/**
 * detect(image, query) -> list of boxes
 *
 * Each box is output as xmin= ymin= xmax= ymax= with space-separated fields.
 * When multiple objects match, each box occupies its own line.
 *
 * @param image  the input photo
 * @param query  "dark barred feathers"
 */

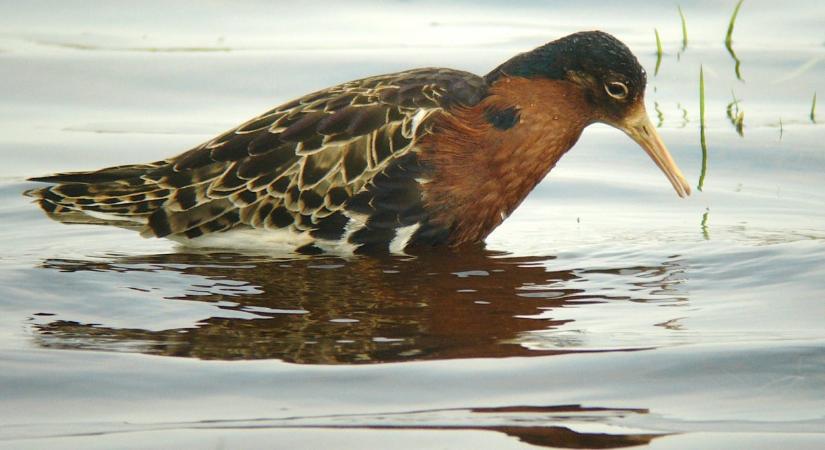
xmin=26 ymin=68 xmax=488 ymax=254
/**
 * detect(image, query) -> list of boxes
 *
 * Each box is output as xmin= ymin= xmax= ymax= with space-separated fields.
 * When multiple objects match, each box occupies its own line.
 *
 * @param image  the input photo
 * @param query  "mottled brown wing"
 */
xmin=28 ymin=68 xmax=487 ymax=249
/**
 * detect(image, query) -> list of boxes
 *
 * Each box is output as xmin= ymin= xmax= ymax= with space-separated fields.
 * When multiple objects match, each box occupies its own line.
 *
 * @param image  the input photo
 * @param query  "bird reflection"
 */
xmin=470 ymin=405 xmax=662 ymax=448
xmin=201 ymin=404 xmax=665 ymax=449
xmin=33 ymin=247 xmax=686 ymax=364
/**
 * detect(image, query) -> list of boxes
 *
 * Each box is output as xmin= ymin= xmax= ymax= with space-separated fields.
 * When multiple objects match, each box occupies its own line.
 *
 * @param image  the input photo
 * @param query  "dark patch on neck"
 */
xmin=485 ymin=106 xmax=520 ymax=130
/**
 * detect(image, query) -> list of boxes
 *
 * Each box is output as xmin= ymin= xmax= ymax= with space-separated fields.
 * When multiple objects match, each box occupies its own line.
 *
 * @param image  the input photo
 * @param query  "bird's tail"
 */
xmin=25 ymin=160 xmax=241 ymax=239
xmin=25 ymin=161 xmax=173 ymax=231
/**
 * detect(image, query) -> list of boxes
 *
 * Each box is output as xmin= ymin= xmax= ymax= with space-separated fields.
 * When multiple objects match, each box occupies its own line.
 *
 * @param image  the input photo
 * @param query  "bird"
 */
xmin=26 ymin=31 xmax=691 ymax=254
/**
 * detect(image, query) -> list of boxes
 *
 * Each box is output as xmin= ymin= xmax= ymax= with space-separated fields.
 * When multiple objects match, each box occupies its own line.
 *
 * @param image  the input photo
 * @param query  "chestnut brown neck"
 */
xmin=418 ymin=76 xmax=594 ymax=246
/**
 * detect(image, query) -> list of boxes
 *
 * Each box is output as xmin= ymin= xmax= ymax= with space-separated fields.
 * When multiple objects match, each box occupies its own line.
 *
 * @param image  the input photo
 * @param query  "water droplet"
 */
xmin=552 ymin=115 xmax=560 ymax=120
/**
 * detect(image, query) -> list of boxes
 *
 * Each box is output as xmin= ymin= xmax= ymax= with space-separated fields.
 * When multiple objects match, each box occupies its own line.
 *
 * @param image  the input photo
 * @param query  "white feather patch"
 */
xmin=84 ymin=210 xmax=146 ymax=224
xmin=389 ymin=223 xmax=420 ymax=254
xmin=408 ymin=108 xmax=436 ymax=139
xmin=169 ymin=227 xmax=313 ymax=251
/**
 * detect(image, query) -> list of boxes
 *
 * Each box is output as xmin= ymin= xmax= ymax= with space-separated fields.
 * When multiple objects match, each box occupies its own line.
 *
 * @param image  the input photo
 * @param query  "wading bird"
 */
xmin=27 ymin=31 xmax=690 ymax=254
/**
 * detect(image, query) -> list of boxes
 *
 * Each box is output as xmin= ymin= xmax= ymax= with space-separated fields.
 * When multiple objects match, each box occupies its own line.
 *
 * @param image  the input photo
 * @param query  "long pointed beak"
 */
xmin=618 ymin=106 xmax=691 ymax=198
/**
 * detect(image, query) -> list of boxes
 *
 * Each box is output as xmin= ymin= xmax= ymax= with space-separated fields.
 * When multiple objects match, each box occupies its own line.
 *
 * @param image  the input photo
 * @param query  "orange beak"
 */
xmin=616 ymin=105 xmax=691 ymax=198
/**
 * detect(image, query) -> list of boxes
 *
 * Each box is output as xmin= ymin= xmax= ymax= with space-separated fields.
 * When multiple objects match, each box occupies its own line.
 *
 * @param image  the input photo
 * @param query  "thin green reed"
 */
xmin=654 ymin=29 xmax=663 ymax=75
xmin=725 ymin=0 xmax=745 ymax=80
xmin=698 ymin=66 xmax=708 ymax=191
xmin=812 ymin=92 xmax=818 ymax=123
xmin=678 ymin=6 xmax=688 ymax=52
xmin=725 ymin=0 xmax=744 ymax=45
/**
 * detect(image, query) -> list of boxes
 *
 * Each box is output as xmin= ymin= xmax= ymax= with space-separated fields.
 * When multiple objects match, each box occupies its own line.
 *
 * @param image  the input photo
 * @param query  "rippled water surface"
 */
xmin=1 ymin=1 xmax=824 ymax=448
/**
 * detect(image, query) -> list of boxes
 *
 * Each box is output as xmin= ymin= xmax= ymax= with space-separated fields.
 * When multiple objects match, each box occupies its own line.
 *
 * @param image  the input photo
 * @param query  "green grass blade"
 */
xmin=812 ymin=92 xmax=817 ymax=123
xmin=726 ymin=0 xmax=744 ymax=45
xmin=725 ymin=0 xmax=745 ymax=80
xmin=678 ymin=6 xmax=688 ymax=51
xmin=654 ymin=28 xmax=663 ymax=75
xmin=698 ymin=65 xmax=708 ymax=191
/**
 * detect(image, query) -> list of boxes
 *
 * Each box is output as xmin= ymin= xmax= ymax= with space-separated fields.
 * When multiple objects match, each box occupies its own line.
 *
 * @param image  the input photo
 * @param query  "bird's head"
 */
xmin=486 ymin=31 xmax=691 ymax=198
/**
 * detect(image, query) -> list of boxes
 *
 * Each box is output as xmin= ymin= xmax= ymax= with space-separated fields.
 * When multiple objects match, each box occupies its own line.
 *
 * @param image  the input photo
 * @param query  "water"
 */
xmin=1 ymin=1 xmax=824 ymax=448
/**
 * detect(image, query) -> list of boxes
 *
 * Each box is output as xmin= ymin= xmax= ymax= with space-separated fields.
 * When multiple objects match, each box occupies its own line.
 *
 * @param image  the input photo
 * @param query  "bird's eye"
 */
xmin=605 ymin=81 xmax=629 ymax=100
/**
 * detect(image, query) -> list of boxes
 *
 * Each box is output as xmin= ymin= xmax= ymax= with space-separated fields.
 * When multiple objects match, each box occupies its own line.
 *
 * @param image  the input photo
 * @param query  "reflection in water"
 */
xmin=32 ymin=248 xmax=687 ymax=364
xmin=198 ymin=404 xmax=664 ymax=449
xmin=676 ymin=103 xmax=689 ymax=128
xmin=23 ymin=403 xmax=664 ymax=449
xmin=459 ymin=405 xmax=663 ymax=448
xmin=487 ymin=425 xmax=660 ymax=449
xmin=726 ymin=91 xmax=745 ymax=137
xmin=701 ymin=208 xmax=710 ymax=240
